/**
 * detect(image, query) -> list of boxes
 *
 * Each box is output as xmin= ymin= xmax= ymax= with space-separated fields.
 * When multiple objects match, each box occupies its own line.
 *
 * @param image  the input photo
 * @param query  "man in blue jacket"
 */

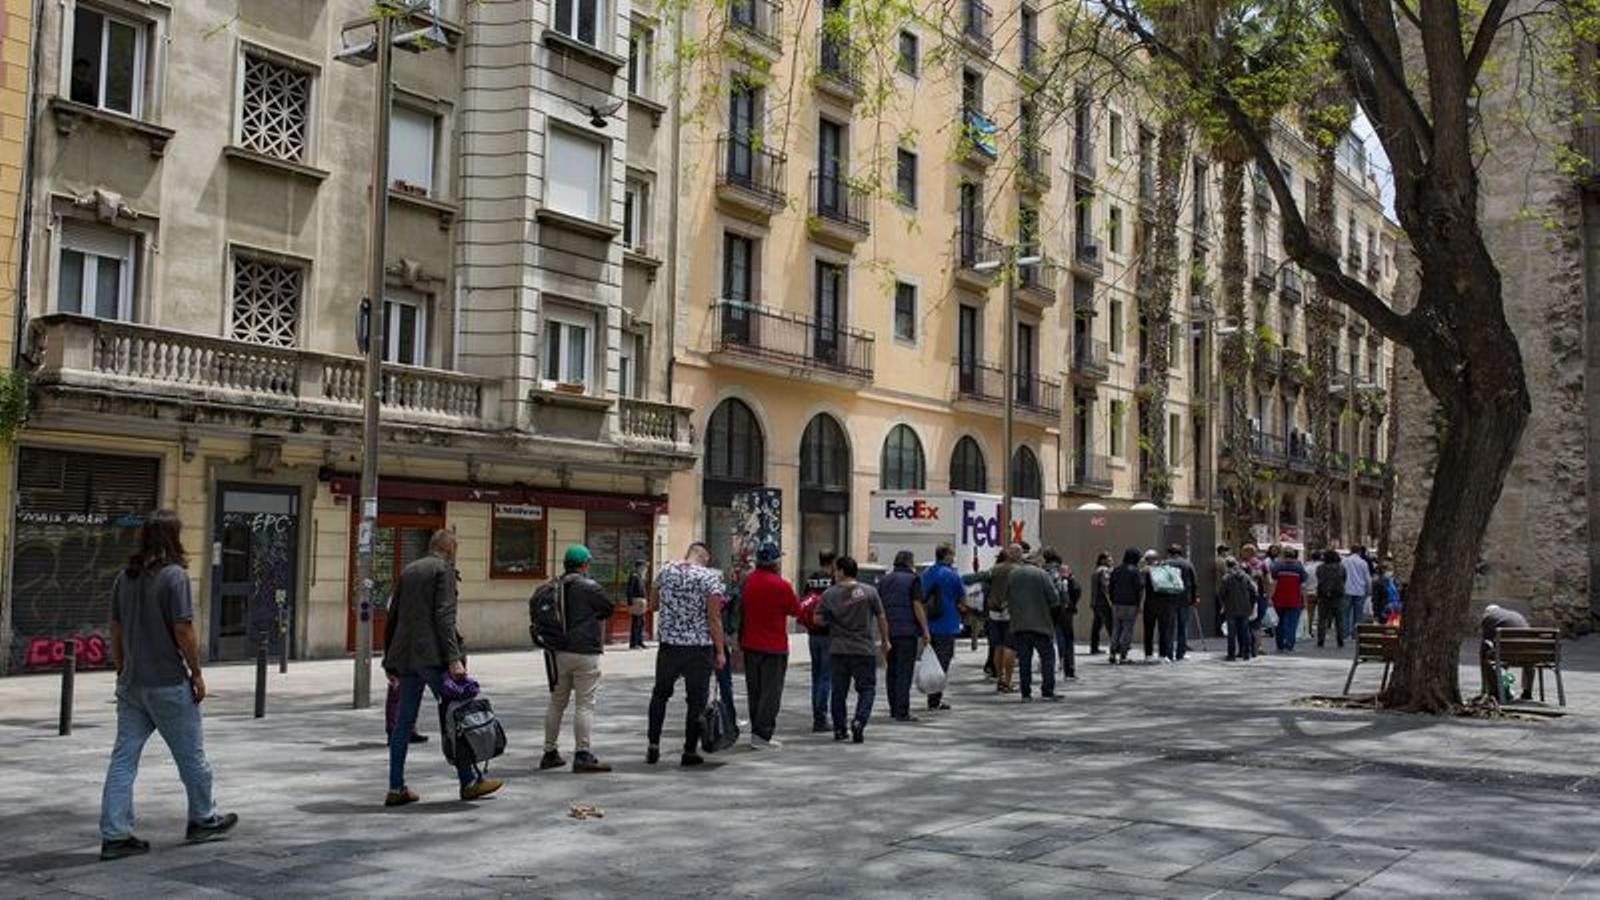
xmin=877 ymin=550 xmax=930 ymax=722
xmin=920 ymin=543 xmax=966 ymax=712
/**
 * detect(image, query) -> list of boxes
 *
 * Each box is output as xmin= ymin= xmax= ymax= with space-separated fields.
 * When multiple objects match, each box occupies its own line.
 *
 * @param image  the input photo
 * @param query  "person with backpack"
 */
xmin=646 ymin=542 xmax=728 ymax=767
xmin=98 ymin=510 xmax=238 ymax=862
xmin=1314 ymin=549 xmax=1348 ymax=649
xmin=1107 ymin=548 xmax=1145 ymax=665
xmin=1042 ymin=548 xmax=1080 ymax=679
xmin=1269 ymin=548 xmax=1310 ymax=653
xmin=1087 ymin=551 xmax=1113 ymax=655
xmin=531 ymin=545 xmax=617 ymax=774
xmin=1162 ymin=544 xmax=1198 ymax=661
xmin=919 ymin=542 xmax=965 ymax=712
xmin=738 ymin=542 xmax=802 ymax=749
xmin=627 ymin=559 xmax=649 ymax=649
xmin=384 ymin=529 xmax=503 ymax=806
xmin=1146 ymin=547 xmax=1191 ymax=663
xmin=798 ymin=550 xmax=836 ymax=732
xmin=820 ymin=556 xmax=890 ymax=743
xmin=1140 ymin=549 xmax=1160 ymax=661
xmin=965 ymin=544 xmax=1022 ymax=692
xmin=878 ymin=550 xmax=931 ymax=722
xmin=1220 ymin=557 xmax=1257 ymax=661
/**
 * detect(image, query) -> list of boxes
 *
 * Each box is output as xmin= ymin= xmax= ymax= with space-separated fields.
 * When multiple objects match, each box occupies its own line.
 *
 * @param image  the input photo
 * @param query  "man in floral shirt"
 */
xmin=645 ymin=542 xmax=727 ymax=767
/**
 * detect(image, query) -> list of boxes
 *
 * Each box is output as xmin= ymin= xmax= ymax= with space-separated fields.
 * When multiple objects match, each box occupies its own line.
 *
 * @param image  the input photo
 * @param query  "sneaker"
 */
xmin=930 ymin=701 xmax=952 ymax=711
xmin=834 ymin=729 xmax=849 ymax=742
xmin=185 ymin=813 xmax=239 ymax=844
xmin=680 ymin=752 xmax=705 ymax=767
xmin=99 ymin=836 xmax=150 ymax=862
xmin=850 ymin=722 xmax=865 ymax=744
xmin=646 ymin=745 xmax=661 ymax=765
xmin=749 ymin=735 xmax=769 ymax=750
xmin=383 ymin=787 xmax=420 ymax=808
xmin=572 ymin=752 xmax=612 ymax=773
xmin=461 ymin=778 xmax=504 ymax=801
xmin=407 ymin=732 xmax=429 ymax=745
xmin=539 ymin=749 xmax=567 ymax=770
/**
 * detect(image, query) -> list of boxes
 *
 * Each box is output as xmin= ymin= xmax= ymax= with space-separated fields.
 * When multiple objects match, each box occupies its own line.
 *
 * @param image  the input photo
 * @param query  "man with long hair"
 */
xmin=99 ymin=510 xmax=238 ymax=861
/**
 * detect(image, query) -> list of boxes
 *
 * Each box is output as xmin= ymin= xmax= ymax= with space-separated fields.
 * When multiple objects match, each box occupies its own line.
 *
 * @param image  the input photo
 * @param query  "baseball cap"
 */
xmin=564 ymin=544 xmax=592 ymax=567
xmin=756 ymin=542 xmax=782 ymax=563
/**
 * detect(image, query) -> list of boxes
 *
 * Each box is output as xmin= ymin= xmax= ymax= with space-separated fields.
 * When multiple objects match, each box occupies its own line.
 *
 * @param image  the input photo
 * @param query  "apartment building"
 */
xmin=0 ymin=0 xmax=32 ymax=669
xmin=4 ymin=0 xmax=693 ymax=672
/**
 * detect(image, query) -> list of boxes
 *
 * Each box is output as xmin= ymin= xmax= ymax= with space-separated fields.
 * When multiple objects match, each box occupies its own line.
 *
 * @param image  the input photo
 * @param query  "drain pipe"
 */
xmin=663 ymin=1 xmax=684 ymax=401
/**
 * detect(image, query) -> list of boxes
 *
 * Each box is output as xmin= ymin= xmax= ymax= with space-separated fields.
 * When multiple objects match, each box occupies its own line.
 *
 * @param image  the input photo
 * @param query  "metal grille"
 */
xmin=231 ymin=255 xmax=303 ymax=347
xmin=239 ymin=54 xmax=310 ymax=162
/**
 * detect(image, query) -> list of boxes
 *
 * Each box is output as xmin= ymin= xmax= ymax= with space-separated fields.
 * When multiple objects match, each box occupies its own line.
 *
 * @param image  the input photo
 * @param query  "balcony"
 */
xmin=715 ymin=133 xmax=787 ymax=219
xmin=1072 ymin=140 xmax=1095 ymax=181
xmin=816 ymin=33 xmax=864 ymax=103
xmin=1070 ymin=239 xmax=1103 ymax=277
xmin=808 ymin=171 xmax=870 ymax=248
xmin=952 ymin=361 xmax=1062 ymax=422
xmin=1251 ymin=252 xmax=1277 ymax=292
xmin=616 ymin=397 xmax=695 ymax=453
xmin=1286 ymin=431 xmax=1315 ymax=474
xmin=1280 ymin=266 xmax=1304 ymax=304
xmin=711 ymin=300 xmax=875 ymax=386
xmin=1070 ymin=336 xmax=1109 ymax=382
xmin=1018 ymin=143 xmax=1053 ymax=194
xmin=1280 ymin=348 xmax=1306 ymax=387
xmin=728 ymin=0 xmax=783 ymax=56
xmin=1069 ymin=452 xmax=1113 ymax=494
xmin=954 ymin=227 xmax=1004 ymax=289
xmin=32 ymin=315 xmax=500 ymax=431
xmin=1016 ymin=256 xmax=1058 ymax=309
xmin=958 ymin=106 xmax=999 ymax=168
xmin=960 ymin=0 xmax=991 ymax=53
xmin=1189 ymin=282 xmax=1214 ymax=316
xmin=1249 ymin=429 xmax=1288 ymax=468
xmin=1357 ymin=457 xmax=1388 ymax=488
xmin=1252 ymin=346 xmax=1280 ymax=384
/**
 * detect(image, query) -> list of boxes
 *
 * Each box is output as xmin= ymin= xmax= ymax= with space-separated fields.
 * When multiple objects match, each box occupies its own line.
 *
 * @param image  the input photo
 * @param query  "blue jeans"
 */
xmin=1055 ymin=619 xmax=1075 ymax=677
xmin=716 ymin=653 xmax=738 ymax=720
xmin=808 ymin=633 xmax=832 ymax=725
xmin=1227 ymin=615 xmax=1254 ymax=659
xmin=389 ymin=667 xmax=476 ymax=791
xmin=100 ymin=682 xmax=219 ymax=840
xmin=1175 ymin=603 xmax=1191 ymax=659
xmin=1343 ymin=595 xmax=1365 ymax=639
xmin=830 ymin=653 xmax=877 ymax=730
xmin=1014 ymin=631 xmax=1057 ymax=698
xmin=1275 ymin=608 xmax=1303 ymax=651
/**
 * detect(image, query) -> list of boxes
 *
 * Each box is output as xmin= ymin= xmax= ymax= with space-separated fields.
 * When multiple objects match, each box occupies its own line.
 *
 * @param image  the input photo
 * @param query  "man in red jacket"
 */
xmin=739 ymin=543 xmax=802 ymax=749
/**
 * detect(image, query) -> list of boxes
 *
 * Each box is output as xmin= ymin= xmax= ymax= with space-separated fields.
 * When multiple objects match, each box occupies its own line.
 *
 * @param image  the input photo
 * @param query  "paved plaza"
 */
xmin=2 ymin=635 xmax=1599 ymax=898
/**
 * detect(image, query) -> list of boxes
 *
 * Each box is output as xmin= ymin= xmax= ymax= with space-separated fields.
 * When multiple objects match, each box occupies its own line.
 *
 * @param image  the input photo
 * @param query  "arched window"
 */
xmin=1011 ymin=446 xmax=1042 ymax=500
xmin=705 ymin=398 xmax=764 ymax=485
xmin=800 ymin=414 xmax=850 ymax=491
xmin=949 ymin=436 xmax=987 ymax=493
xmin=880 ymin=425 xmax=926 ymax=490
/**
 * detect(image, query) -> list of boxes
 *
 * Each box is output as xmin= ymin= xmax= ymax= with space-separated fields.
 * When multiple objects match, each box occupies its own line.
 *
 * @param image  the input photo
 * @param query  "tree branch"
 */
xmin=1464 ymin=0 xmax=1513 ymax=87
xmin=1326 ymin=0 xmax=1435 ymax=154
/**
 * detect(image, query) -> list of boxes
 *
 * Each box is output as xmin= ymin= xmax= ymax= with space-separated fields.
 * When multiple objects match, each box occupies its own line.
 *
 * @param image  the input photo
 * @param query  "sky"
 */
xmin=1351 ymin=110 xmax=1398 ymax=220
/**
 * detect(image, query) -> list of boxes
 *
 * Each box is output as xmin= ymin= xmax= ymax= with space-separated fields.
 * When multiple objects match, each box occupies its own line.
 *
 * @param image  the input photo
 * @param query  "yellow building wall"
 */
xmin=0 ymin=0 xmax=33 ymax=652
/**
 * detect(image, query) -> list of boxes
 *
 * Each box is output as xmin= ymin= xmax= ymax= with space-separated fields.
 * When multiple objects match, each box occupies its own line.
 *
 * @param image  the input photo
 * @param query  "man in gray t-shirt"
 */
xmin=819 ymin=556 xmax=889 ymax=743
xmin=111 ymin=564 xmax=193 ymax=688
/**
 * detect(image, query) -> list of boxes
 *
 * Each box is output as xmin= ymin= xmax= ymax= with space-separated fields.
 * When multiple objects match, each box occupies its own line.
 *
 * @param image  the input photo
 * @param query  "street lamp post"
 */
xmin=976 ymin=246 xmax=1041 ymax=538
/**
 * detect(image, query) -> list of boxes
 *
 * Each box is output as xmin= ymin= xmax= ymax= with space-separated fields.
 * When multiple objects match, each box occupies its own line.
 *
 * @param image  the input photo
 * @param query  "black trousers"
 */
xmin=831 ymin=653 xmax=877 ymax=730
xmin=886 ymin=635 xmax=920 ymax=718
xmin=1089 ymin=603 xmax=1111 ymax=653
xmin=927 ymin=634 xmax=956 ymax=708
xmin=1144 ymin=599 xmax=1160 ymax=657
xmin=647 ymin=644 xmax=713 ymax=754
xmin=741 ymin=649 xmax=788 ymax=741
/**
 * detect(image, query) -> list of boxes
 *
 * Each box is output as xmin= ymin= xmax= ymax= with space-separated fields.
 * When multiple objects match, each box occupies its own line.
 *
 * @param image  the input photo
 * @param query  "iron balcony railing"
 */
xmin=962 ymin=0 xmax=992 ymax=51
xmin=1252 ymin=252 xmax=1277 ymax=290
xmin=716 ymin=133 xmax=787 ymax=207
xmin=1021 ymin=143 xmax=1052 ymax=188
xmin=809 ymin=171 xmax=870 ymax=234
xmin=818 ymin=33 xmax=863 ymax=94
xmin=1074 ymin=238 xmax=1103 ymax=272
xmin=1287 ymin=431 xmax=1315 ymax=471
xmin=1280 ymin=266 xmax=1304 ymax=302
xmin=1017 ymin=255 xmax=1056 ymax=301
xmin=715 ymin=299 xmax=875 ymax=379
xmin=1249 ymin=429 xmax=1288 ymax=467
xmin=954 ymin=360 xmax=1062 ymax=416
xmin=729 ymin=0 xmax=782 ymax=48
xmin=1072 ymin=336 xmax=1109 ymax=378
xmin=1072 ymin=452 xmax=1113 ymax=491
xmin=955 ymin=226 xmax=1005 ymax=271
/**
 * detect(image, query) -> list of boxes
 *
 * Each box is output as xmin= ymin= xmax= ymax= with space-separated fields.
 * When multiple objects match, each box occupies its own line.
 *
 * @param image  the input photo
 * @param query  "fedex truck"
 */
xmin=866 ymin=490 xmax=1041 ymax=606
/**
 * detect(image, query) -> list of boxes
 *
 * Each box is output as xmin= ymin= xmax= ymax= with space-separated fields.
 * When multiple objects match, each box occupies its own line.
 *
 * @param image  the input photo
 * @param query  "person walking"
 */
xmin=384 ymin=529 xmax=503 ymax=806
xmin=1161 ymin=544 xmax=1198 ymax=661
xmin=878 ymin=550 xmax=930 ymax=722
xmin=1043 ymin=548 xmax=1080 ymax=679
xmin=1088 ymin=551 xmax=1113 ymax=655
xmin=1107 ymin=548 xmax=1144 ymax=664
xmin=1007 ymin=553 xmax=1062 ymax=701
xmin=800 ymin=550 xmax=836 ymax=732
xmin=1341 ymin=545 xmax=1372 ymax=640
xmin=1140 ymin=549 xmax=1161 ymax=661
xmin=536 ymin=545 xmax=616 ymax=774
xmin=966 ymin=544 xmax=1022 ymax=692
xmin=919 ymin=542 xmax=965 ymax=712
xmin=1314 ymin=549 xmax=1348 ymax=648
xmin=1219 ymin=557 xmax=1256 ymax=661
xmin=99 ymin=510 xmax=238 ymax=861
xmin=821 ymin=556 xmax=890 ymax=743
xmin=626 ymin=559 xmax=649 ymax=649
xmin=738 ymin=543 xmax=802 ymax=749
xmin=1269 ymin=548 xmax=1309 ymax=653
xmin=645 ymin=542 xmax=728 ymax=767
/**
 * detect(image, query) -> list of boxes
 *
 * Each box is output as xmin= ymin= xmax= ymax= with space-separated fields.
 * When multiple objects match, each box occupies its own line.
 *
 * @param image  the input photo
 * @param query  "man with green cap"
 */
xmin=535 ymin=544 xmax=617 ymax=773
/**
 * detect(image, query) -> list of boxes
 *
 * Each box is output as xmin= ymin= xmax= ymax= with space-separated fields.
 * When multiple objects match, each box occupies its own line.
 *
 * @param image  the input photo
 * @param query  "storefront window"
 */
xmin=490 ymin=504 xmax=547 ymax=578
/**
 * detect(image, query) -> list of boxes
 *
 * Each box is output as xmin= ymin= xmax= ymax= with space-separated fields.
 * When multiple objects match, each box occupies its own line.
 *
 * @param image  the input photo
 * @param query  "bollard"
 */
xmin=58 ymin=639 xmax=77 ymax=736
xmin=276 ymin=591 xmax=289 ymax=674
xmin=254 ymin=639 xmax=268 ymax=719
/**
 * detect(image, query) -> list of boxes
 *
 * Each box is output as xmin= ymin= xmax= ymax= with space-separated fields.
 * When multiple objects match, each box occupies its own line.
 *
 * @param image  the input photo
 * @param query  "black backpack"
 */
xmin=529 ymin=576 xmax=572 ymax=652
xmin=439 ymin=695 xmax=507 ymax=775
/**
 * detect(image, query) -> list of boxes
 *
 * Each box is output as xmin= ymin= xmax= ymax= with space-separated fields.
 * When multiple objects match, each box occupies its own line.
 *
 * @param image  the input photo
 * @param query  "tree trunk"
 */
xmin=1140 ymin=117 xmax=1188 ymax=505
xmin=1218 ymin=159 xmax=1253 ymax=544
xmin=1377 ymin=391 xmax=1399 ymax=560
xmin=1304 ymin=136 xmax=1340 ymax=549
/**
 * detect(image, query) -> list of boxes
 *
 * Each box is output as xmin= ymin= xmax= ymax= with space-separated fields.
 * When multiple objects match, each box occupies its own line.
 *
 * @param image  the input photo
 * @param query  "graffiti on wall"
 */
xmin=24 ymin=632 xmax=109 ymax=668
xmin=10 ymin=511 xmax=143 ymax=672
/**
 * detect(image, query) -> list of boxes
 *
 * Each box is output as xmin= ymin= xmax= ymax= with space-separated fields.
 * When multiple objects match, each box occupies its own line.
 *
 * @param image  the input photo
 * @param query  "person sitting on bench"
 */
xmin=1480 ymin=604 xmax=1533 ymax=701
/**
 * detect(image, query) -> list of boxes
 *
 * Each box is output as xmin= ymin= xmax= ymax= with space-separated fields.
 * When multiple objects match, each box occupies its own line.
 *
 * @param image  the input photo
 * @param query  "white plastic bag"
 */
xmin=1261 ymin=606 xmax=1280 ymax=630
xmin=914 ymin=646 xmax=947 ymax=695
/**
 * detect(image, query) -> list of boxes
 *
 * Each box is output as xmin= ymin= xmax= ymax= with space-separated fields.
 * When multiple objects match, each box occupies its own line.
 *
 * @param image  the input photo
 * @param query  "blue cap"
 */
xmin=756 ymin=542 xmax=782 ymax=563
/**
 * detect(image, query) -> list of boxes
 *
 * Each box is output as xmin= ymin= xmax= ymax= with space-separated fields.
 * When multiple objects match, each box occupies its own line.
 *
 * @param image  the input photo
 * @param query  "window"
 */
xmin=1168 ymin=322 xmax=1181 ymax=370
xmin=897 ymin=30 xmax=919 ymax=76
xmin=389 ymin=104 xmax=438 ymax=196
xmin=1108 ymin=112 xmax=1123 ymax=159
xmin=706 ymin=398 xmax=765 ymax=483
xmin=1108 ymin=206 xmax=1123 ymax=254
xmin=56 ymin=220 xmax=134 ymax=320
xmin=881 ymin=424 xmax=926 ymax=490
xmin=627 ymin=24 xmax=653 ymax=97
xmin=950 ymin=436 xmax=987 ymax=493
xmin=547 ymin=129 xmax=606 ymax=222
xmin=382 ymin=291 xmax=429 ymax=366
xmin=1109 ymin=299 xmax=1124 ymax=353
xmin=893 ymin=281 xmax=916 ymax=342
xmin=230 ymin=252 xmax=303 ymax=347
xmin=1011 ymin=446 xmax=1042 ymax=500
xmin=490 ymin=504 xmax=548 ymax=578
xmin=723 ymin=232 xmax=754 ymax=302
xmin=1169 ymin=413 xmax=1181 ymax=466
xmin=70 ymin=5 xmax=146 ymax=116
xmin=896 ymin=148 xmax=917 ymax=207
xmin=238 ymin=52 xmax=312 ymax=163
xmin=1109 ymin=400 xmax=1125 ymax=458
xmin=544 ymin=306 xmax=594 ymax=388
xmin=619 ymin=332 xmax=642 ymax=397
xmin=623 ymin=177 xmax=649 ymax=252
xmin=555 ymin=0 xmax=604 ymax=48
xmin=800 ymin=414 xmax=850 ymax=491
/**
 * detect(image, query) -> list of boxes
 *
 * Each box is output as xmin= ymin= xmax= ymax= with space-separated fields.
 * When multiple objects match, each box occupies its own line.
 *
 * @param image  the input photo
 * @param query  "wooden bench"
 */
xmin=1343 ymin=623 xmax=1399 ymax=695
xmin=1492 ymin=627 xmax=1565 ymax=707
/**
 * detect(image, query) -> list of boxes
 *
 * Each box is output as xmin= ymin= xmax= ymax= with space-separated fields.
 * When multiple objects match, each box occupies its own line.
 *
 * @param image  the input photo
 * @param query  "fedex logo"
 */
xmin=961 ymin=500 xmax=1025 ymax=547
xmin=883 ymin=499 xmax=941 ymax=521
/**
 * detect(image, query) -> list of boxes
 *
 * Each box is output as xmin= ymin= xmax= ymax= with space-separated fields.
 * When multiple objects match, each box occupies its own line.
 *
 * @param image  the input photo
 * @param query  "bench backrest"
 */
xmin=1495 ymin=627 xmax=1560 ymax=667
xmin=1354 ymin=623 xmax=1399 ymax=662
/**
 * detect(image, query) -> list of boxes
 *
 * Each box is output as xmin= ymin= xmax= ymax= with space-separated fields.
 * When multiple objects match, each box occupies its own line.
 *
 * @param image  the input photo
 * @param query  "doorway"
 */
xmin=586 ymin=513 xmax=654 ymax=644
xmin=212 ymin=484 xmax=300 ymax=662
xmin=346 ymin=498 xmax=445 ymax=652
